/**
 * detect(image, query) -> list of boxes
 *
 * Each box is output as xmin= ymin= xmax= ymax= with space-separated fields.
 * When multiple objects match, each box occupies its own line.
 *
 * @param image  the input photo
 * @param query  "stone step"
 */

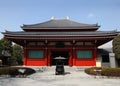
xmin=47 ymin=66 xmax=79 ymax=72
xmin=26 ymin=66 xmax=90 ymax=72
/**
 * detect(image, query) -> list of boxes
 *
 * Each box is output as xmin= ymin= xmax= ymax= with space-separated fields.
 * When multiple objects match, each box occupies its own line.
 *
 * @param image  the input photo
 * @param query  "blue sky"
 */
xmin=0 ymin=0 xmax=120 ymax=47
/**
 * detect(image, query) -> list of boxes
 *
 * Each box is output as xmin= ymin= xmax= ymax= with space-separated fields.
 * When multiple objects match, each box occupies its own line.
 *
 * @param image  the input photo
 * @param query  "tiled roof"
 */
xmin=2 ymin=30 xmax=119 ymax=46
xmin=22 ymin=19 xmax=99 ymax=29
xmin=97 ymin=48 xmax=112 ymax=55
xmin=3 ymin=30 xmax=118 ymax=37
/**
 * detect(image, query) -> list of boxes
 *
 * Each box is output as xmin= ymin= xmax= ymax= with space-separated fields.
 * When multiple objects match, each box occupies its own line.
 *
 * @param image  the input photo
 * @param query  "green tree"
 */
xmin=12 ymin=44 xmax=23 ymax=65
xmin=0 ymin=38 xmax=12 ymax=65
xmin=113 ymin=35 xmax=120 ymax=66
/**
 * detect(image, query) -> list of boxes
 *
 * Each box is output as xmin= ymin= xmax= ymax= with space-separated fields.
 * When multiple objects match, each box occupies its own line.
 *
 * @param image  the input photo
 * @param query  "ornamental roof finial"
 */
xmin=51 ymin=16 xmax=55 ymax=20
xmin=66 ymin=16 xmax=69 ymax=20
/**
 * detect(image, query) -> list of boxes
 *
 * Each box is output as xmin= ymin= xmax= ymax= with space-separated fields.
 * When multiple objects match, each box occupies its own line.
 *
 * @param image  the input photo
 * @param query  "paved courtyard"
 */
xmin=0 ymin=66 xmax=120 ymax=86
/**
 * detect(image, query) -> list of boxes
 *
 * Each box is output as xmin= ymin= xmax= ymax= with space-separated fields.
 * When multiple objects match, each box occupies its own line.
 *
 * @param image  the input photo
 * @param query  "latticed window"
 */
xmin=28 ymin=50 xmax=44 ymax=58
xmin=77 ymin=50 xmax=92 ymax=58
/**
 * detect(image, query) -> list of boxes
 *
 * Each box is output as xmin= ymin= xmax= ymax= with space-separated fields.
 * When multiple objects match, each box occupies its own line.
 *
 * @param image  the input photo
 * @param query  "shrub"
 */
xmin=0 ymin=67 xmax=10 ymax=75
xmin=0 ymin=66 xmax=36 ymax=77
xmin=85 ymin=67 xmax=120 ymax=77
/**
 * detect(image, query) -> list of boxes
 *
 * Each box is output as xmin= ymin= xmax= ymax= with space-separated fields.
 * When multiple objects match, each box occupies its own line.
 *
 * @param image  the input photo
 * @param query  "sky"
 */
xmin=0 ymin=0 xmax=120 ymax=48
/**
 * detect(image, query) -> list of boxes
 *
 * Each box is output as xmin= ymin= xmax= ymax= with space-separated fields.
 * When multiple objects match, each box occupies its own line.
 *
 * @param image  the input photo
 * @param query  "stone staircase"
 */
xmin=45 ymin=66 xmax=76 ymax=72
xmin=25 ymin=66 xmax=91 ymax=73
xmin=28 ymin=66 xmax=89 ymax=72
xmin=28 ymin=66 xmax=95 ymax=81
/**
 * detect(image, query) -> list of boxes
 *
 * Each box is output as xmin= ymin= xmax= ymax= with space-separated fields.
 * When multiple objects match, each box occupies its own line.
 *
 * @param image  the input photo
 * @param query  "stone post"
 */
xmin=96 ymin=56 xmax=102 ymax=67
xmin=109 ymin=53 xmax=116 ymax=68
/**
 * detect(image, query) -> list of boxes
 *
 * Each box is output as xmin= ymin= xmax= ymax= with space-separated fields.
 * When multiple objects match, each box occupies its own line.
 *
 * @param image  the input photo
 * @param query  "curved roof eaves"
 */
xmin=22 ymin=19 xmax=99 ymax=28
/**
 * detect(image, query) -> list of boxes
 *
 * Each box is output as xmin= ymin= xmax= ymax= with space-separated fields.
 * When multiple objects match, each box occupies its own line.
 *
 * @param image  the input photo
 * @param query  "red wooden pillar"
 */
xmin=47 ymin=50 xmax=51 ymax=66
xmin=71 ymin=40 xmax=76 ymax=66
xmin=23 ymin=47 xmax=27 ymax=65
xmin=94 ymin=47 xmax=97 ymax=66
xmin=72 ymin=47 xmax=76 ymax=66
xmin=45 ymin=47 xmax=48 ymax=66
xmin=69 ymin=50 xmax=73 ymax=66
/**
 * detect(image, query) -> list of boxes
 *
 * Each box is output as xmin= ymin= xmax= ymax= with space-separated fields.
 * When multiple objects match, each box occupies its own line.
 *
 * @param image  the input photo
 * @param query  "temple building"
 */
xmin=2 ymin=17 xmax=119 ymax=66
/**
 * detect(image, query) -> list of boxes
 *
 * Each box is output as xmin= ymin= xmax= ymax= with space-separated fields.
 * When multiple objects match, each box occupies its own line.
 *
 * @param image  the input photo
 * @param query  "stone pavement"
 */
xmin=29 ymin=66 xmax=120 ymax=79
xmin=28 ymin=66 xmax=93 ymax=80
xmin=0 ymin=66 xmax=120 ymax=86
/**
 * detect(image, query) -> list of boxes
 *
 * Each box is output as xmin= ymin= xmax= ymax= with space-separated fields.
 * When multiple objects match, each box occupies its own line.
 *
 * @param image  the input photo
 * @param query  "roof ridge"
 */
xmin=50 ymin=16 xmax=70 ymax=20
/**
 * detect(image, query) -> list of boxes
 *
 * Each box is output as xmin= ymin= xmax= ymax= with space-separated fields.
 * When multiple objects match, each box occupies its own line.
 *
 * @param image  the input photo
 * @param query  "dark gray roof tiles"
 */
xmin=97 ymin=48 xmax=112 ymax=55
xmin=22 ymin=19 xmax=99 ymax=29
xmin=3 ymin=30 xmax=118 ymax=37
